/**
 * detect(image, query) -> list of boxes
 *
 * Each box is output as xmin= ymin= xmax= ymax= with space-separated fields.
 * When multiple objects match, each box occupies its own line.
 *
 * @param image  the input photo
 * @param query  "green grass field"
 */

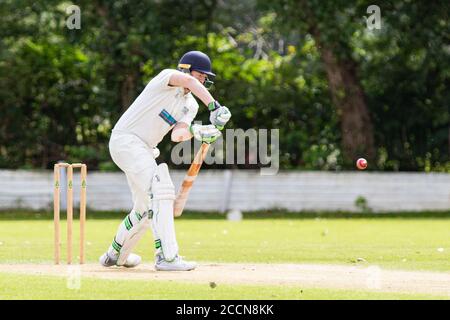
xmin=1 ymin=273 xmax=447 ymax=300
xmin=0 ymin=210 xmax=449 ymax=300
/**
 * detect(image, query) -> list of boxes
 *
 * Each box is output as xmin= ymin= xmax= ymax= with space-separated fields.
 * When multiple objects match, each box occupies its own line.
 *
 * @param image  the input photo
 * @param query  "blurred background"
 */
xmin=0 ymin=1 xmax=449 ymax=212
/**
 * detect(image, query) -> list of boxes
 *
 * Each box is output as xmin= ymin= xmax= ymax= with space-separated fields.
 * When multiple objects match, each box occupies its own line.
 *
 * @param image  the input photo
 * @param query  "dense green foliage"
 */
xmin=0 ymin=1 xmax=448 ymax=171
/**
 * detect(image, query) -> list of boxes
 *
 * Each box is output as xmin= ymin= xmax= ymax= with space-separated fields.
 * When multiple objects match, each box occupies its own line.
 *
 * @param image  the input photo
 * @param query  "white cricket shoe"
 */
xmin=154 ymin=253 xmax=197 ymax=271
xmin=99 ymin=252 xmax=141 ymax=268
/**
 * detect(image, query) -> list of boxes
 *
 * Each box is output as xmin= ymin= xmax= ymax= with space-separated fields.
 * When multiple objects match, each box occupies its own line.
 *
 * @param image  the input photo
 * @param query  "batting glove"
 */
xmin=190 ymin=124 xmax=222 ymax=144
xmin=208 ymin=101 xmax=231 ymax=130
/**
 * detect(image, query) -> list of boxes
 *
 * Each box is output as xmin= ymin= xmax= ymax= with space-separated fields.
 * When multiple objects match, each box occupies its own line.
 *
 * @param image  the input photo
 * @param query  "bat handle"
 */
xmin=173 ymin=143 xmax=211 ymax=217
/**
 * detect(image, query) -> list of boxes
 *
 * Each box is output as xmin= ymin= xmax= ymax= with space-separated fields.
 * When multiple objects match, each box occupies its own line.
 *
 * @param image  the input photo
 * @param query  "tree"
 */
xmin=261 ymin=0 xmax=377 ymax=165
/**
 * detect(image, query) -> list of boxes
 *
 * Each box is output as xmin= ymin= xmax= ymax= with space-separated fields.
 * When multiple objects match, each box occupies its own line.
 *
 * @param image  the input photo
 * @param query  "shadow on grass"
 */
xmin=0 ymin=209 xmax=450 ymax=220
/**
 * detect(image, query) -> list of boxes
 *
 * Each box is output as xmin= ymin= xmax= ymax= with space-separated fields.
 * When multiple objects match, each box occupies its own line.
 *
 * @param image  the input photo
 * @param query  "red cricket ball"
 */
xmin=356 ymin=158 xmax=368 ymax=170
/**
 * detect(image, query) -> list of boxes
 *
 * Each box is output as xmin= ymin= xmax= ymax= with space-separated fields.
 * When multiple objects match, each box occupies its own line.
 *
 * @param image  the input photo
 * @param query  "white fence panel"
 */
xmin=0 ymin=170 xmax=449 ymax=212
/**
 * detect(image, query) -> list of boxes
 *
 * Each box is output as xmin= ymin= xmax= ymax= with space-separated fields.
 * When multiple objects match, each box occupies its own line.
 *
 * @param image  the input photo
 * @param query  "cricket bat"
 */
xmin=173 ymin=142 xmax=210 ymax=217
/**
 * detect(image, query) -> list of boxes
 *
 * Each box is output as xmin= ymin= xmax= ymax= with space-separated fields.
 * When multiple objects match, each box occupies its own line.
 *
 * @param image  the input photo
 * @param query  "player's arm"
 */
xmin=169 ymin=72 xmax=214 ymax=106
xmin=171 ymin=122 xmax=221 ymax=144
xmin=171 ymin=122 xmax=192 ymax=142
xmin=169 ymin=72 xmax=232 ymax=130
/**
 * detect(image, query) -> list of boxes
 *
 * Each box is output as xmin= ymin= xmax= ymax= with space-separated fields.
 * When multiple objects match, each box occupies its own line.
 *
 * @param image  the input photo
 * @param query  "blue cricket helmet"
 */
xmin=178 ymin=51 xmax=216 ymax=78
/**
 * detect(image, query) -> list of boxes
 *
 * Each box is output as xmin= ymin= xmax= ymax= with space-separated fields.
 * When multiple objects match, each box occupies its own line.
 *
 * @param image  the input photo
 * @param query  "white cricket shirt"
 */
xmin=113 ymin=69 xmax=199 ymax=147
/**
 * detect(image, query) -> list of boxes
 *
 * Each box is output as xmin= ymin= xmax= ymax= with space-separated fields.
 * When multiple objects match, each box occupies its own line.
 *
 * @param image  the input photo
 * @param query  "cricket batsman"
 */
xmin=99 ymin=51 xmax=231 ymax=271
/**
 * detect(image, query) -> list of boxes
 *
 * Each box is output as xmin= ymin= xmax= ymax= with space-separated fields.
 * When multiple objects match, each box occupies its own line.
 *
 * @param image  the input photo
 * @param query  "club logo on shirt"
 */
xmin=159 ymin=109 xmax=177 ymax=126
xmin=175 ymin=88 xmax=184 ymax=98
xmin=182 ymin=106 xmax=189 ymax=115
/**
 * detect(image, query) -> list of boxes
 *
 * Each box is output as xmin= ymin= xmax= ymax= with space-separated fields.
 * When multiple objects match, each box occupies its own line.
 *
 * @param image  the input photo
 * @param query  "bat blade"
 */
xmin=174 ymin=143 xmax=210 ymax=217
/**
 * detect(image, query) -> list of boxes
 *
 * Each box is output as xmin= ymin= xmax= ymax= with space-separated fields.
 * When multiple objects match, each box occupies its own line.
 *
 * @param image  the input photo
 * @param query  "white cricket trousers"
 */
xmin=109 ymin=130 xmax=157 ymax=214
xmin=107 ymin=130 xmax=179 ymax=261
